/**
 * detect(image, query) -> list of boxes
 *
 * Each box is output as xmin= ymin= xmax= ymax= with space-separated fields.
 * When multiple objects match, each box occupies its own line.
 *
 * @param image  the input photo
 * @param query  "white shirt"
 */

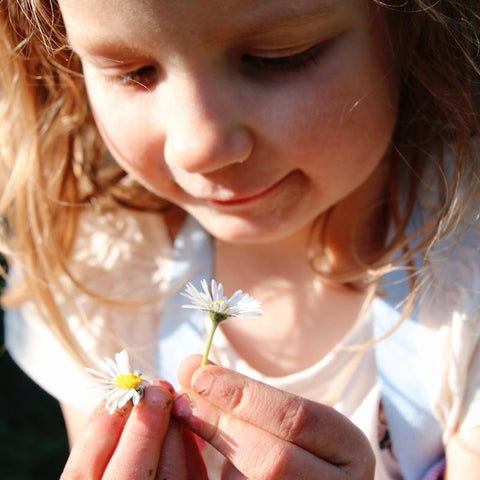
xmin=5 ymin=207 xmax=480 ymax=479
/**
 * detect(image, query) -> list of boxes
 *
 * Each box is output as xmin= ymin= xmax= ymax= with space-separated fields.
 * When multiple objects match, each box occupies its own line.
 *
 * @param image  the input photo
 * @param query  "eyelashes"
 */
xmin=115 ymin=40 xmax=332 ymax=90
xmin=118 ymin=65 xmax=158 ymax=89
xmin=241 ymin=41 xmax=330 ymax=74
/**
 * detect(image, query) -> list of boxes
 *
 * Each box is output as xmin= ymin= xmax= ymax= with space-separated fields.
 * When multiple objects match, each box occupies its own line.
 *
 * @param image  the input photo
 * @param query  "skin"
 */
xmin=61 ymin=380 xmax=208 ymax=479
xmin=56 ymin=0 xmax=480 ymax=477
xmin=60 ymin=0 xmax=397 ymax=248
xmin=175 ymin=355 xmax=375 ymax=479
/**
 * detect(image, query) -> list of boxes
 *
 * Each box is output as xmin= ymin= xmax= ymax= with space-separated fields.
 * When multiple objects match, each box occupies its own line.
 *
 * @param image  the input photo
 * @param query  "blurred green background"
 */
xmin=0 ymin=255 xmax=69 ymax=479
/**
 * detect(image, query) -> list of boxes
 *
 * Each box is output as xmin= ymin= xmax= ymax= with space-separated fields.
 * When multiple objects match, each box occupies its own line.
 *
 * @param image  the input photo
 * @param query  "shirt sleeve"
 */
xmin=420 ymin=218 xmax=480 ymax=442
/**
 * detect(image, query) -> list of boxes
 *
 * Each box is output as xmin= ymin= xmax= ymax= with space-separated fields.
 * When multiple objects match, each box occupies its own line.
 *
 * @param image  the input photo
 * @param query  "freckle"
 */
xmin=147 ymin=469 xmax=153 ymax=477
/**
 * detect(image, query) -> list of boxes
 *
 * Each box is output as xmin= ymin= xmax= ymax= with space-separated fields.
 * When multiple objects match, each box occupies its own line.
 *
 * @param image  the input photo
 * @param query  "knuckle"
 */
xmin=199 ymin=369 xmax=246 ymax=413
xmin=222 ymin=380 xmax=245 ymax=412
xmin=277 ymin=397 xmax=309 ymax=442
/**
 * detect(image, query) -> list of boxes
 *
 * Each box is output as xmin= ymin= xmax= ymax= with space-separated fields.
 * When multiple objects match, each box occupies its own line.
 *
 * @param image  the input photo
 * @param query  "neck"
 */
xmin=214 ymin=225 xmax=370 ymax=376
xmin=214 ymin=222 xmax=314 ymax=295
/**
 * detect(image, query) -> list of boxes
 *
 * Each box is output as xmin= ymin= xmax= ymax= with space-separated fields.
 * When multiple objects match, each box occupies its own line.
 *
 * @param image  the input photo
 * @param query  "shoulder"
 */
xmin=4 ymin=206 xmax=176 ymax=410
xmin=72 ymin=205 xmax=171 ymax=268
xmin=418 ymin=216 xmax=480 ymax=441
xmin=70 ymin=205 xmax=173 ymax=297
xmin=421 ymin=215 xmax=480 ymax=322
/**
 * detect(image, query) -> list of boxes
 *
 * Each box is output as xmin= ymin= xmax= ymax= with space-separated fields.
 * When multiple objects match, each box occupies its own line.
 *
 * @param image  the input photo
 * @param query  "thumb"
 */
xmin=177 ymin=354 xmax=216 ymax=389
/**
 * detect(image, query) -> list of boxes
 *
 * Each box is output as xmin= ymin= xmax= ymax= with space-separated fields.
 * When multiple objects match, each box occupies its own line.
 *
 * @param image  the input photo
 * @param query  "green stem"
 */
xmin=202 ymin=319 xmax=219 ymax=366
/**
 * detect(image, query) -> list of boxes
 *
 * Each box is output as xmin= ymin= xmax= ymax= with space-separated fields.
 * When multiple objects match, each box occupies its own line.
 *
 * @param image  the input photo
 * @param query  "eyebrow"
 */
xmin=246 ymin=3 xmax=336 ymax=31
xmin=68 ymin=0 xmax=342 ymax=59
xmin=216 ymin=1 xmax=340 ymax=41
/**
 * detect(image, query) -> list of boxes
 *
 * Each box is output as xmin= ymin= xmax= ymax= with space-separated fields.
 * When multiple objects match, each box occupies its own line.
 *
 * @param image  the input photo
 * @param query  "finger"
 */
xmin=61 ymin=400 xmax=132 ymax=480
xmin=187 ymin=365 xmax=370 ymax=466
xmin=182 ymin=427 xmax=209 ymax=479
xmin=173 ymin=391 xmax=341 ymax=480
xmin=156 ymin=418 xmax=208 ymax=480
xmin=103 ymin=382 xmax=174 ymax=480
xmin=178 ymin=354 xmax=213 ymax=390
xmin=155 ymin=419 xmax=188 ymax=480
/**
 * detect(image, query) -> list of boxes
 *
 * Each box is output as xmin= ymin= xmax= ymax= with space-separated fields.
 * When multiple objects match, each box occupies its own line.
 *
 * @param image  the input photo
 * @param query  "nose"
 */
xmin=162 ymin=74 xmax=253 ymax=174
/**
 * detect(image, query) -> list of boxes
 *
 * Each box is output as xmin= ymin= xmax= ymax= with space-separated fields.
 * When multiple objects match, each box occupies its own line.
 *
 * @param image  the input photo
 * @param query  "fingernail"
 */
xmin=150 ymin=379 xmax=175 ymax=394
xmin=172 ymin=393 xmax=193 ymax=419
xmin=144 ymin=385 xmax=172 ymax=407
xmin=192 ymin=370 xmax=213 ymax=395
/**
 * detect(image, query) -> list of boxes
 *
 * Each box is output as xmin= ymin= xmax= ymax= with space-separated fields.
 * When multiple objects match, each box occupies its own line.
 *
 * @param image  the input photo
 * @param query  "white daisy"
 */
xmin=86 ymin=350 xmax=149 ymax=414
xmin=181 ymin=279 xmax=262 ymax=365
xmin=181 ymin=279 xmax=263 ymax=321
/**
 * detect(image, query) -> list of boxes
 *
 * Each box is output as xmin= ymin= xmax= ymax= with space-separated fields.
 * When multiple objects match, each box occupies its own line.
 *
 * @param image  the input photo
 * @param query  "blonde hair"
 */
xmin=1 ymin=1 xmax=479 ymax=356
xmin=311 ymin=1 xmax=480 ymax=280
xmin=0 ymin=0 xmax=168 ymax=359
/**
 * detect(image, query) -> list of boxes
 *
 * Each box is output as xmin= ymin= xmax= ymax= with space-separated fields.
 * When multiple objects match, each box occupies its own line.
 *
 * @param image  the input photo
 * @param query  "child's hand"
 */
xmin=61 ymin=380 xmax=207 ymax=480
xmin=174 ymin=355 xmax=375 ymax=480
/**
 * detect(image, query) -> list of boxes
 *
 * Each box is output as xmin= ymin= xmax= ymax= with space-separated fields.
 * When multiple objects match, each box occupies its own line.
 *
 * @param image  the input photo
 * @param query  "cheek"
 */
xmin=262 ymin=12 xmax=398 ymax=176
xmin=271 ymin=56 xmax=397 ymax=180
xmin=87 ymin=88 xmax=166 ymax=185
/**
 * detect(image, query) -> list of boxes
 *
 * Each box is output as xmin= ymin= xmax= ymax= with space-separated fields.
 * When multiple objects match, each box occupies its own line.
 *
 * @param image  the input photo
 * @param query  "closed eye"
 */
xmin=241 ymin=41 xmax=331 ymax=74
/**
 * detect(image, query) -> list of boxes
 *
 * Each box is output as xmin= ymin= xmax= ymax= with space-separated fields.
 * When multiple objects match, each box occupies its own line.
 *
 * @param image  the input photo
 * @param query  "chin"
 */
xmin=188 ymin=208 xmax=312 ymax=246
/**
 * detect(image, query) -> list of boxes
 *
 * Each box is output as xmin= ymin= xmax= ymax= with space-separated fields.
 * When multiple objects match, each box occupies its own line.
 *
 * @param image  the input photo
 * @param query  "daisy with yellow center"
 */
xmin=86 ymin=350 xmax=149 ymax=414
xmin=181 ymin=279 xmax=262 ymax=365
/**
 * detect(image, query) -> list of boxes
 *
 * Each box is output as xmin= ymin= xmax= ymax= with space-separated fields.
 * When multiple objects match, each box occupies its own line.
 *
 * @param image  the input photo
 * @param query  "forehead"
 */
xmin=58 ymin=0 xmax=365 ymax=49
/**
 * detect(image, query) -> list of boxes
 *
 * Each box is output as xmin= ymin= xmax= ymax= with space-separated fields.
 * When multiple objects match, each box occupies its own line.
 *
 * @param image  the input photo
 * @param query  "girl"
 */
xmin=1 ymin=0 xmax=479 ymax=478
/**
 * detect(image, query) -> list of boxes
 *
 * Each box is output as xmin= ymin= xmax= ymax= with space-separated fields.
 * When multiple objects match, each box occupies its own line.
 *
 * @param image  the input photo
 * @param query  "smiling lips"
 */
xmin=205 ymin=173 xmax=291 ymax=207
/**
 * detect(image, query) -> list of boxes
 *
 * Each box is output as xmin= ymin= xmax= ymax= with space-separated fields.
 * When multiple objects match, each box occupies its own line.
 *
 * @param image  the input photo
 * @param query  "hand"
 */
xmin=173 ymin=355 xmax=375 ymax=480
xmin=61 ymin=379 xmax=208 ymax=480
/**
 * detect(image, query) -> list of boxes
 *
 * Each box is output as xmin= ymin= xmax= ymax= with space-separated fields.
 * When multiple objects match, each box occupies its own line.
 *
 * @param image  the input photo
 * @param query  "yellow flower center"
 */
xmin=211 ymin=300 xmax=224 ymax=308
xmin=116 ymin=373 xmax=142 ymax=390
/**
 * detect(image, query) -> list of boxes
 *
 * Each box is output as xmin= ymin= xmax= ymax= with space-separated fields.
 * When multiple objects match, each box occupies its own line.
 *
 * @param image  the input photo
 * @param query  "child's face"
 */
xmin=60 ymin=0 xmax=398 ymax=244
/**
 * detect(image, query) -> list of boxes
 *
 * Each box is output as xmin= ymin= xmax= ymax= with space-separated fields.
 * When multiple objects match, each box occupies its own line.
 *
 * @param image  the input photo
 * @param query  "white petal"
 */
xmin=214 ymin=281 xmax=226 ymax=304
xmin=102 ymin=357 xmax=121 ymax=378
xmin=217 ymin=283 xmax=224 ymax=300
xmin=88 ymin=377 xmax=114 ymax=387
xmin=106 ymin=387 xmax=126 ymax=403
xmin=211 ymin=279 xmax=219 ymax=301
xmin=229 ymin=293 xmax=262 ymax=317
xmin=203 ymin=280 xmax=214 ymax=304
xmin=131 ymin=389 xmax=141 ymax=405
xmin=182 ymin=283 xmax=200 ymax=301
xmin=181 ymin=283 xmax=211 ymax=309
xmin=226 ymin=289 xmax=243 ymax=307
xmin=115 ymin=350 xmax=131 ymax=374
xmin=107 ymin=401 xmax=118 ymax=415
xmin=117 ymin=389 xmax=134 ymax=408
xmin=105 ymin=389 xmax=126 ymax=413
xmin=85 ymin=368 xmax=109 ymax=380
